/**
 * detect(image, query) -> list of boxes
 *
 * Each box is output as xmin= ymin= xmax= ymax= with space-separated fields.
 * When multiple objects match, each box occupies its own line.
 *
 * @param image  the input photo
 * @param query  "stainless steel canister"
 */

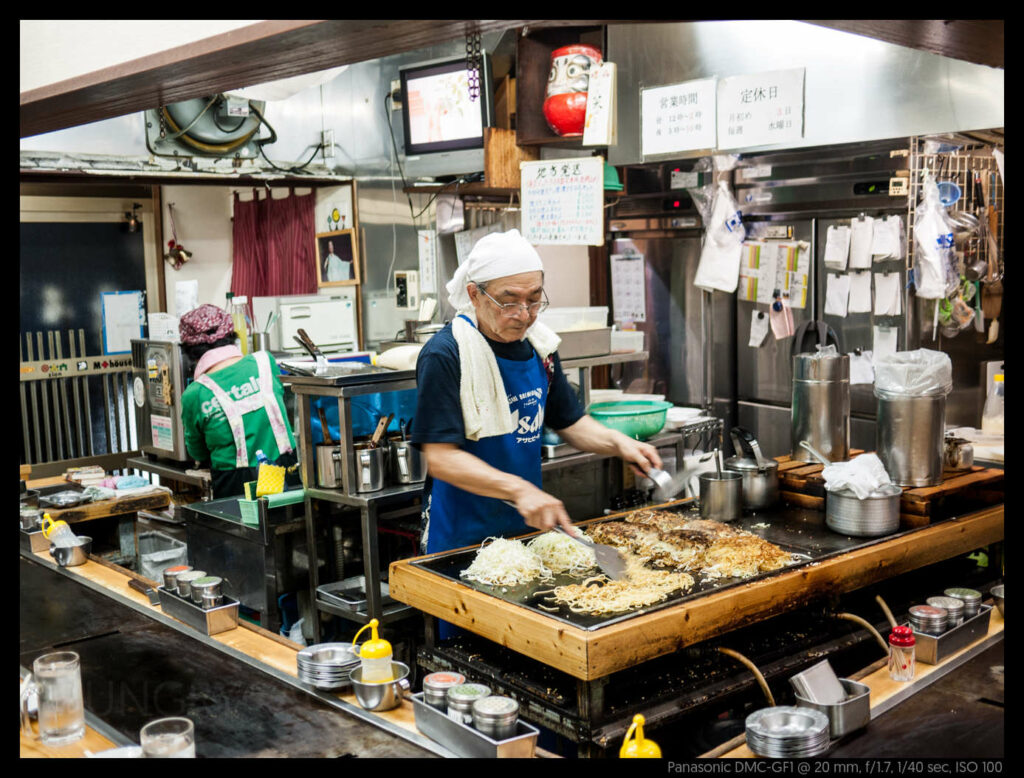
xmin=422 ymin=672 xmax=466 ymax=710
xmin=875 ymin=389 xmax=947 ymax=487
xmin=162 ymin=565 xmax=192 ymax=591
xmin=189 ymin=576 xmax=223 ymax=606
xmin=446 ymin=683 xmax=491 ymax=726
xmin=316 ymin=445 xmax=343 ymax=488
xmin=909 ymin=604 xmax=948 ymax=634
xmin=926 ymin=596 xmax=965 ymax=627
xmin=472 ymin=696 xmax=520 ymax=740
xmin=943 ymin=588 xmax=982 ymax=618
xmin=792 ymin=352 xmax=850 ymax=462
xmin=355 ymin=445 xmax=386 ymax=493
xmin=175 ymin=570 xmax=207 ymax=599
xmin=699 ymin=472 xmax=743 ymax=521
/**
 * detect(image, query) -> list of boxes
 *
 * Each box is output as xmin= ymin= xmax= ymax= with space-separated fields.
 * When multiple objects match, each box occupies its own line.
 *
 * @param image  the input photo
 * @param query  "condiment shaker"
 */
xmin=944 ymin=587 xmax=982 ymax=618
xmin=422 ymin=672 xmax=466 ymax=711
xmin=888 ymin=626 xmax=915 ymax=682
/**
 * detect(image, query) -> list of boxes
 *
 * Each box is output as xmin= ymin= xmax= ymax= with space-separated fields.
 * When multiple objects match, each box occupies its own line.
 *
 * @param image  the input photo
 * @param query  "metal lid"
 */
xmin=176 ymin=570 xmax=207 ymax=583
xmin=909 ymin=604 xmax=947 ymax=623
xmin=927 ymin=596 xmax=964 ymax=613
xmin=724 ymin=455 xmax=778 ymax=473
xmin=164 ymin=565 xmax=191 ymax=574
xmin=944 ymin=587 xmax=982 ymax=603
xmin=423 ymin=672 xmax=465 ymax=691
xmin=472 ymin=695 xmax=519 ymax=719
xmin=190 ymin=576 xmax=222 ymax=589
xmin=447 ymin=683 xmax=491 ymax=703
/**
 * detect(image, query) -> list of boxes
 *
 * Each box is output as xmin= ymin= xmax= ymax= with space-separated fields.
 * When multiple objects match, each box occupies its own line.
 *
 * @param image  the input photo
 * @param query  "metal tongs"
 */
xmin=293 ymin=328 xmax=329 ymax=374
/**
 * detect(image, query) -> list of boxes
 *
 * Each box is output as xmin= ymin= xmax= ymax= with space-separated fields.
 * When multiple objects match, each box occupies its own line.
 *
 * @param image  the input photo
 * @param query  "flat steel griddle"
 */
xmin=410 ymin=504 xmax=925 ymax=632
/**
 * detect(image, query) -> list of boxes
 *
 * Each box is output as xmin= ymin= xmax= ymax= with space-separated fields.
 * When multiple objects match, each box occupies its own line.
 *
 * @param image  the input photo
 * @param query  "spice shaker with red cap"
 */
xmin=888 ymin=626 xmax=916 ymax=682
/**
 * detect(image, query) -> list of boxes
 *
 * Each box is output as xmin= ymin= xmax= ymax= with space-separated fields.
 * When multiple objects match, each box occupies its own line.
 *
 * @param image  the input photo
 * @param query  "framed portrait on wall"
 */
xmin=315 ymin=229 xmax=360 ymax=287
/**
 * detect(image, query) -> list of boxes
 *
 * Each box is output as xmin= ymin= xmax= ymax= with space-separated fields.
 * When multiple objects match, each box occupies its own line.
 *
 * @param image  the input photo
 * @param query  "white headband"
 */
xmin=445 ymin=229 xmax=544 ymax=311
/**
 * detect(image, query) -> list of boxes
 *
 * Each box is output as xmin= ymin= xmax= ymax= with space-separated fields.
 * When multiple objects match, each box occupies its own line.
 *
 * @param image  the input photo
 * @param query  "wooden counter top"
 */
xmin=389 ymin=504 xmax=1004 ymax=681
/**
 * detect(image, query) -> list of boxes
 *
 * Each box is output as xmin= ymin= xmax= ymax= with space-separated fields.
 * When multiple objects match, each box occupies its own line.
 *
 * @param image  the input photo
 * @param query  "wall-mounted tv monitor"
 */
xmin=398 ymin=53 xmax=494 ymax=179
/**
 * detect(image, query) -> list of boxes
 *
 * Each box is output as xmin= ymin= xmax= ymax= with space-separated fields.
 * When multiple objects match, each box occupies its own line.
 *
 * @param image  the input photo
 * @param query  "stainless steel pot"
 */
xmin=49 ymin=536 xmax=93 ymax=567
xmin=316 ymin=444 xmax=343 ymax=488
xmin=724 ymin=427 xmax=779 ymax=511
xmin=699 ymin=471 xmax=742 ymax=521
xmin=875 ymin=389 xmax=946 ymax=487
xmin=390 ymin=439 xmax=427 ymax=484
xmin=825 ymin=485 xmax=902 ymax=537
xmin=792 ymin=351 xmax=850 ymax=462
xmin=349 ymin=662 xmax=411 ymax=712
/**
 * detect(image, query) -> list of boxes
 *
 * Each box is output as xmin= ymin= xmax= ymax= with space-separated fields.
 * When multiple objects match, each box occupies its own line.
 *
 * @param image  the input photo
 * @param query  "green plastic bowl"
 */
xmin=588 ymin=400 xmax=673 ymax=440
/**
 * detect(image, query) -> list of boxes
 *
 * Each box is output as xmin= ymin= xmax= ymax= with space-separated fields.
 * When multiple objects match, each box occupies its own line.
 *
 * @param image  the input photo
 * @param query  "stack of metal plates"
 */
xmin=746 ymin=706 xmax=831 ymax=758
xmin=297 ymin=643 xmax=361 ymax=690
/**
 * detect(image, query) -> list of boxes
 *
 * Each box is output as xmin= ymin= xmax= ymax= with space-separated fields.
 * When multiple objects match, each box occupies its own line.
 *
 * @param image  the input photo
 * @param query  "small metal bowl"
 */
xmin=349 ymin=661 xmax=410 ymax=712
xmin=49 ymin=536 xmax=92 ymax=567
xmin=991 ymin=585 xmax=1004 ymax=618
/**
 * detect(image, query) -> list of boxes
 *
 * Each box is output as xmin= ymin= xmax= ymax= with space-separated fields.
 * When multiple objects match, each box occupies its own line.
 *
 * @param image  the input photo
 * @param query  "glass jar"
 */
xmin=888 ymin=626 xmax=915 ymax=682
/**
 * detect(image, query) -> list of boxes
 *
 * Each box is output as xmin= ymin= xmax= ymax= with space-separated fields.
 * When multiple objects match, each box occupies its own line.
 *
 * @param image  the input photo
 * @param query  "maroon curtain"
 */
xmin=231 ymin=188 xmax=317 ymax=307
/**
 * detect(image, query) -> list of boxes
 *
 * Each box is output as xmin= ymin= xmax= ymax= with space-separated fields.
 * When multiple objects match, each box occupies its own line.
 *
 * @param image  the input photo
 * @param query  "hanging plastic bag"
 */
xmin=912 ymin=174 xmax=957 ymax=299
xmin=874 ymin=348 xmax=953 ymax=397
xmin=694 ymin=181 xmax=746 ymax=293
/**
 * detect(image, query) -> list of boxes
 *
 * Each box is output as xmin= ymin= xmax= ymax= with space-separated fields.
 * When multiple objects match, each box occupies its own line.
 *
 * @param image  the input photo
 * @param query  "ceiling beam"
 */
xmin=22 ymin=19 xmax=612 ymax=139
xmin=800 ymin=20 xmax=1004 ymax=69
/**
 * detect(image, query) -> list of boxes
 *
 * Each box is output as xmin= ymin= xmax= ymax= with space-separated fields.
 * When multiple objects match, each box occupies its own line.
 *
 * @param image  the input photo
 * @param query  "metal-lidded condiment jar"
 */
xmin=163 ymin=565 xmax=192 ymax=591
xmin=944 ymin=587 xmax=983 ymax=618
xmin=175 ymin=570 xmax=207 ymax=599
xmin=909 ymin=604 xmax=948 ymax=634
xmin=201 ymin=592 xmax=223 ymax=610
xmin=423 ymin=672 xmax=466 ymax=710
xmin=888 ymin=625 xmax=915 ymax=682
xmin=471 ymin=695 xmax=519 ymax=740
xmin=189 ymin=576 xmax=223 ymax=605
xmin=446 ymin=683 xmax=491 ymax=725
xmin=927 ymin=596 xmax=965 ymax=627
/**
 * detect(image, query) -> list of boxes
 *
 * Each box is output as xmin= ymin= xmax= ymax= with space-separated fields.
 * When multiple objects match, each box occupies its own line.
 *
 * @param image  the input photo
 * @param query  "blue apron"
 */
xmin=425 ymin=323 xmax=548 ymax=555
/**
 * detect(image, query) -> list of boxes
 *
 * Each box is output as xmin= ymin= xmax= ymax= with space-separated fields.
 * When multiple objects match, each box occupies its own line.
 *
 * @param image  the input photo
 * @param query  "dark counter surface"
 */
xmin=20 ymin=556 xmax=435 ymax=758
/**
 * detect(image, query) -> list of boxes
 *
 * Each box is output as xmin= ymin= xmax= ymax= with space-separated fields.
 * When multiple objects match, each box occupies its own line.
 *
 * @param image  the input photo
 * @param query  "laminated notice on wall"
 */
xmin=737 ymin=241 xmax=778 ymax=304
xmin=610 ymin=253 xmax=647 ymax=323
xmin=521 ymin=157 xmax=604 ymax=246
xmin=777 ymin=241 xmax=810 ymax=309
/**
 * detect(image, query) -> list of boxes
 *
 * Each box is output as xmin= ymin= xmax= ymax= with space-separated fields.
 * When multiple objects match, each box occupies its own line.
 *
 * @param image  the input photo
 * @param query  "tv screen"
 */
xmin=399 ymin=55 xmax=492 ymax=157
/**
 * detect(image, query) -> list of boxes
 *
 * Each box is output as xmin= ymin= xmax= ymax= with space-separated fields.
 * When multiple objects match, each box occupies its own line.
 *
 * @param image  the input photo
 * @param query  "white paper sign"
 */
xmin=717 ymin=68 xmax=805 ymax=149
xmin=521 ymin=157 xmax=604 ymax=246
xmin=174 ymin=279 xmax=199 ymax=318
xmin=583 ymin=62 xmax=617 ymax=147
xmin=749 ymin=310 xmax=770 ymax=347
xmin=417 ymin=230 xmax=437 ymax=294
xmin=101 ymin=291 xmax=145 ymax=354
xmin=610 ymin=253 xmax=647 ymax=323
xmin=641 ymin=78 xmax=717 ymax=157
xmin=454 ymin=223 xmax=504 ymax=265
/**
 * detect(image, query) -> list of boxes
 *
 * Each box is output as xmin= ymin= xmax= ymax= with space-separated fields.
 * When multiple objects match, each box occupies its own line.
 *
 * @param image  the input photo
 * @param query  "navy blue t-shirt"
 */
xmin=410 ymin=321 xmax=584 ymax=484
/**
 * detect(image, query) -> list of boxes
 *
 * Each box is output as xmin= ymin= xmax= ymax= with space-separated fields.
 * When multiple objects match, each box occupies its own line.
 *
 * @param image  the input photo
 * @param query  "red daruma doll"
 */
xmin=542 ymin=44 xmax=603 ymax=137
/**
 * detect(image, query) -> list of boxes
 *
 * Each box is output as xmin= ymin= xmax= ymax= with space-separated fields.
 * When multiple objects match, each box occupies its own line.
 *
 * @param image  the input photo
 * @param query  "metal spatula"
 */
xmin=554 ymin=525 xmax=628 ymax=580
xmin=501 ymin=501 xmax=627 ymax=580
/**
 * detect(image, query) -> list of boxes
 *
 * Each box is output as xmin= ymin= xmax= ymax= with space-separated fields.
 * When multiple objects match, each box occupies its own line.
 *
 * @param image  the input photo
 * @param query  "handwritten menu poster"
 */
xmin=717 ymin=68 xmax=805 ymax=150
xmin=640 ymin=78 xmax=717 ymax=157
xmin=520 ymin=157 xmax=604 ymax=246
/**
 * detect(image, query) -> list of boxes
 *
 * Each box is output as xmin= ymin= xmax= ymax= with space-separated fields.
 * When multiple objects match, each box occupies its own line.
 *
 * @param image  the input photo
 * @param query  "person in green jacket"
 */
xmin=178 ymin=303 xmax=301 ymax=499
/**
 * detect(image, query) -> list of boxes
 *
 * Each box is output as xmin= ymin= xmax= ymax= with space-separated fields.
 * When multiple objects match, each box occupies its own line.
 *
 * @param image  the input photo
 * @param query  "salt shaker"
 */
xmin=888 ymin=626 xmax=915 ymax=682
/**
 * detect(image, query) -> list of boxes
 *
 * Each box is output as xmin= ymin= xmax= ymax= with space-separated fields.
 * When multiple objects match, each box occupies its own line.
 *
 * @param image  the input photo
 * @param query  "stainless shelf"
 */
xmin=126 ymin=456 xmax=210 ymax=488
xmin=305 ymin=483 xmax=424 ymax=508
xmin=541 ymin=432 xmax=684 ymax=472
xmin=561 ymin=351 xmax=648 ymax=370
xmin=314 ymin=597 xmax=416 ymax=626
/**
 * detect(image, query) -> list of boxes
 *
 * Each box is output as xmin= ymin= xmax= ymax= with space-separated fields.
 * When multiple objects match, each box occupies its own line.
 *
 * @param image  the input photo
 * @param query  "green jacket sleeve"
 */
xmin=180 ymin=384 xmax=211 ymax=463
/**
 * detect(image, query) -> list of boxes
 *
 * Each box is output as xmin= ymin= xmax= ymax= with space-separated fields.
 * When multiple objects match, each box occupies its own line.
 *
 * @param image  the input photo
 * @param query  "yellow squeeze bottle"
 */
xmin=619 ymin=714 xmax=662 ymax=758
xmin=352 ymin=618 xmax=393 ymax=683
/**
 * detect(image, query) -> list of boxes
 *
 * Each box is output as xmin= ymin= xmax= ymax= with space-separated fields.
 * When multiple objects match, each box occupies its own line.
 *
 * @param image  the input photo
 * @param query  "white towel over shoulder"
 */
xmin=452 ymin=311 xmax=561 ymax=441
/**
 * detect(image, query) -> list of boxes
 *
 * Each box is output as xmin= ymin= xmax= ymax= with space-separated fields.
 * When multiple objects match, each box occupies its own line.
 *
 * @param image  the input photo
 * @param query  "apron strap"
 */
xmin=252 ymin=350 xmax=294 ymax=456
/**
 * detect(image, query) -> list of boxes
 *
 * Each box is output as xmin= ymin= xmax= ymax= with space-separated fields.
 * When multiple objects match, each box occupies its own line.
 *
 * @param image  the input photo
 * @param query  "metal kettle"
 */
xmin=724 ymin=427 xmax=779 ymax=511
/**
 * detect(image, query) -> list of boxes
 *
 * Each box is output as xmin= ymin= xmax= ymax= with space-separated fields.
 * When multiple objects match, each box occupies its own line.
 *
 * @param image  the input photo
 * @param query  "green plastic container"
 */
xmin=588 ymin=400 xmax=673 ymax=440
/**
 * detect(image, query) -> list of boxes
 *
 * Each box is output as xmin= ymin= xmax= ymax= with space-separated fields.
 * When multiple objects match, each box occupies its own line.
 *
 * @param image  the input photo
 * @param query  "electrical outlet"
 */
xmin=321 ymin=129 xmax=335 ymax=159
xmin=389 ymin=79 xmax=402 ymax=109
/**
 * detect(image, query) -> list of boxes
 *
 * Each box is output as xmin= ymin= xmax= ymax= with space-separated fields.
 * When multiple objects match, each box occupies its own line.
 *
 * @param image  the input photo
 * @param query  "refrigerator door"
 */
xmin=737 ymin=401 xmax=793 ymax=460
xmin=736 ymin=219 xmax=816 ymax=406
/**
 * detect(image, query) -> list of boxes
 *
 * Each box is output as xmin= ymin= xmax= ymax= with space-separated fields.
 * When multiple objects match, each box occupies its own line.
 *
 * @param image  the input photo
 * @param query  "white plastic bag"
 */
xmin=694 ymin=181 xmax=745 ymax=293
xmin=873 ymin=348 xmax=953 ymax=397
xmin=912 ymin=175 xmax=957 ymax=299
xmin=287 ymin=617 xmax=307 ymax=646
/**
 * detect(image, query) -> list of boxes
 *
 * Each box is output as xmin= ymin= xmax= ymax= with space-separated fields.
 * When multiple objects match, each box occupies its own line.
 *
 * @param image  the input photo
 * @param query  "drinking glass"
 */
xmin=20 ymin=651 xmax=86 ymax=746
xmin=140 ymin=717 xmax=195 ymax=758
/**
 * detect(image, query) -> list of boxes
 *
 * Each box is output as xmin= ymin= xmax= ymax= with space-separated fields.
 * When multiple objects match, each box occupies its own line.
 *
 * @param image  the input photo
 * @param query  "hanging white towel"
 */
xmin=849 ymin=216 xmax=875 ymax=269
xmin=451 ymin=310 xmax=561 ymax=441
xmin=874 ymin=273 xmax=903 ymax=316
xmin=823 ymin=225 xmax=851 ymax=271
xmin=824 ymin=273 xmax=851 ymax=317
xmin=847 ymin=271 xmax=872 ymax=313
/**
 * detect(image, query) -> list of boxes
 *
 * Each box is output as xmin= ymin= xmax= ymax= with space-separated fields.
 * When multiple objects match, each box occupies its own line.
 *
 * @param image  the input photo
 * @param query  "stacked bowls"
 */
xmin=746 ymin=706 xmax=831 ymax=758
xmin=297 ymin=643 xmax=360 ymax=690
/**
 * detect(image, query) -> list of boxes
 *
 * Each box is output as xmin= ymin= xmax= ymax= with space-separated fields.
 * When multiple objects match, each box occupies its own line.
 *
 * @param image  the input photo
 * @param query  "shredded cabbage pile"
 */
xmin=526 ymin=531 xmax=597 ymax=575
xmin=460 ymin=537 xmax=554 ymax=587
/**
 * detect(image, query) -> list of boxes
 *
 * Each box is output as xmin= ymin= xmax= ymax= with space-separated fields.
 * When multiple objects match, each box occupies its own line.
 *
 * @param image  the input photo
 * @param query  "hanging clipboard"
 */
xmin=101 ymin=290 xmax=146 ymax=354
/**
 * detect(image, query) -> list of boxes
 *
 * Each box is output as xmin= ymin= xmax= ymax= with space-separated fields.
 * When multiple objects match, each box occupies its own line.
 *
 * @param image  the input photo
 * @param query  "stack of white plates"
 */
xmin=297 ymin=643 xmax=361 ymax=690
xmin=746 ymin=706 xmax=831 ymax=758
xmin=665 ymin=406 xmax=705 ymax=430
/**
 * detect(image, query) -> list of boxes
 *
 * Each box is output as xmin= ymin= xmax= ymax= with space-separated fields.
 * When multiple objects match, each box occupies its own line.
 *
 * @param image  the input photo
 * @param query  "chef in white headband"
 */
xmin=410 ymin=229 xmax=662 ymax=590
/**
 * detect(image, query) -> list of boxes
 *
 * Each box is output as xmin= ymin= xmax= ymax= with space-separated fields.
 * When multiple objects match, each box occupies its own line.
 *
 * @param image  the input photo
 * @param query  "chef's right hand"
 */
xmin=513 ymin=484 xmax=577 ymax=537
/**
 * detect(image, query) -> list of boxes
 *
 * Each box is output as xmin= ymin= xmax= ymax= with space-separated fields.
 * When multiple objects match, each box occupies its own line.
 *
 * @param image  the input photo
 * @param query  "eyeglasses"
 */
xmin=474 ymin=284 xmax=549 ymax=317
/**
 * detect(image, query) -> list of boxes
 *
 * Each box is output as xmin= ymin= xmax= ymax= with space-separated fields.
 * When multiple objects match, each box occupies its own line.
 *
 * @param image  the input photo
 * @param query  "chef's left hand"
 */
xmin=615 ymin=435 xmax=663 ymax=478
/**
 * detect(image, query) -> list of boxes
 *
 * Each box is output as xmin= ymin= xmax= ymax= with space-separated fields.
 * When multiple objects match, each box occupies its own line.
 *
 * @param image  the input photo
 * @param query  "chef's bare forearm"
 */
xmin=420 ymin=442 xmax=532 ymax=501
xmin=555 ymin=414 xmax=625 ymax=455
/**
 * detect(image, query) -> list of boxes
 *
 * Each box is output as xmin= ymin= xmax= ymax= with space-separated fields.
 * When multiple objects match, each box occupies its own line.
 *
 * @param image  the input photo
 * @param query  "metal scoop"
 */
xmin=648 ymin=467 xmax=689 ymax=503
